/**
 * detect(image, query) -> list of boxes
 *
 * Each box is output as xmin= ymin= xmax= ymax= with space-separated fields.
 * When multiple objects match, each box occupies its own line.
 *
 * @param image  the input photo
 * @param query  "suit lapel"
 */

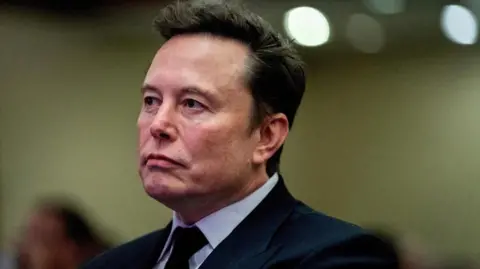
xmin=138 ymin=222 xmax=172 ymax=269
xmin=229 ymin=244 xmax=284 ymax=269
xmin=199 ymin=176 xmax=296 ymax=269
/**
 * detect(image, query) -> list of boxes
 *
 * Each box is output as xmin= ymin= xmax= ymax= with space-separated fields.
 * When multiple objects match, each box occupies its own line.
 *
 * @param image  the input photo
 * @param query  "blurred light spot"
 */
xmin=346 ymin=14 xmax=385 ymax=53
xmin=364 ymin=0 xmax=406 ymax=15
xmin=462 ymin=0 xmax=480 ymax=16
xmin=284 ymin=6 xmax=330 ymax=47
xmin=441 ymin=5 xmax=478 ymax=45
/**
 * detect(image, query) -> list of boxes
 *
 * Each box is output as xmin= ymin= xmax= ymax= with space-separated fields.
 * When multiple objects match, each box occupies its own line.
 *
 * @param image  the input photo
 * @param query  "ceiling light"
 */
xmin=284 ymin=6 xmax=331 ymax=47
xmin=440 ymin=4 xmax=478 ymax=45
xmin=364 ymin=0 xmax=406 ymax=15
xmin=346 ymin=13 xmax=385 ymax=53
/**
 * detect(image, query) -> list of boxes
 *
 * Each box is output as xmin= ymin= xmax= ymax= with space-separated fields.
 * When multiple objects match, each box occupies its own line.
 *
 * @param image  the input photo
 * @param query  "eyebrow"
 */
xmin=140 ymin=84 xmax=158 ymax=94
xmin=141 ymin=84 xmax=220 ymax=104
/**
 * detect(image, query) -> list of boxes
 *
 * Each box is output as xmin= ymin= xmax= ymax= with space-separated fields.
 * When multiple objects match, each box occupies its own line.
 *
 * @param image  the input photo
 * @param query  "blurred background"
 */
xmin=1 ymin=0 xmax=479 ymax=266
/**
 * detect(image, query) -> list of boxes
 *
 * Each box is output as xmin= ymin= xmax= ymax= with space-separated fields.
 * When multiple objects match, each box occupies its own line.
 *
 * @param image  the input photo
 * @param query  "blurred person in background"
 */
xmin=371 ymin=229 xmax=435 ymax=269
xmin=83 ymin=0 xmax=398 ymax=268
xmin=372 ymin=229 xmax=480 ymax=269
xmin=14 ymin=198 xmax=111 ymax=269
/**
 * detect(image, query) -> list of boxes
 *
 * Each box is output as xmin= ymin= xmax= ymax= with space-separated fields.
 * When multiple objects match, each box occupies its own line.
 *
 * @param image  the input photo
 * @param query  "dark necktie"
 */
xmin=164 ymin=226 xmax=208 ymax=269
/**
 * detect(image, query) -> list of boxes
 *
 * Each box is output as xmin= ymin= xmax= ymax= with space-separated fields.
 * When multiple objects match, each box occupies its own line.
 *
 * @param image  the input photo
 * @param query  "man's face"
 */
xmin=138 ymin=34 xmax=262 ymax=208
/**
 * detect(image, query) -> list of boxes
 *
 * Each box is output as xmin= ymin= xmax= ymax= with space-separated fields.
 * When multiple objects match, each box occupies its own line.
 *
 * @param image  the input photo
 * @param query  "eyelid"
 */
xmin=143 ymin=91 xmax=161 ymax=101
xmin=183 ymin=91 xmax=210 ymax=104
xmin=144 ymin=95 xmax=159 ymax=101
xmin=185 ymin=97 xmax=206 ymax=106
xmin=182 ymin=98 xmax=209 ymax=113
xmin=143 ymin=90 xmax=159 ymax=97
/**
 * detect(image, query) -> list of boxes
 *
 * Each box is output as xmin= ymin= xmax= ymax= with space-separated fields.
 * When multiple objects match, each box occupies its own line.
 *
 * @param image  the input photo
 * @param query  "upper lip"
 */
xmin=144 ymin=153 xmax=185 ymax=167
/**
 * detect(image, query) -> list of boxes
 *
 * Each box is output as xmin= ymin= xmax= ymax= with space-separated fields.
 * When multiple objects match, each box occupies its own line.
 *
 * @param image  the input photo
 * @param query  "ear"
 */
xmin=252 ymin=113 xmax=289 ymax=165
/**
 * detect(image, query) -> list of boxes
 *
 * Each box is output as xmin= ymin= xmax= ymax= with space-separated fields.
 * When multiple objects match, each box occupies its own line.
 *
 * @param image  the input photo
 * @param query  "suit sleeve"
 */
xmin=296 ymin=233 xmax=400 ymax=269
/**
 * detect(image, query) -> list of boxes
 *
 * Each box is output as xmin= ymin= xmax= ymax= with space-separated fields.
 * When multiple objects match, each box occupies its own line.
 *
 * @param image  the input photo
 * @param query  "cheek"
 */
xmin=137 ymin=118 xmax=151 ymax=149
xmin=184 ymin=123 xmax=244 ymax=161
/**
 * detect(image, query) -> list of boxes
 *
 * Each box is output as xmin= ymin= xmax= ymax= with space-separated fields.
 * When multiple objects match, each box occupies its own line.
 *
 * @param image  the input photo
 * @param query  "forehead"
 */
xmin=145 ymin=34 xmax=250 ymax=94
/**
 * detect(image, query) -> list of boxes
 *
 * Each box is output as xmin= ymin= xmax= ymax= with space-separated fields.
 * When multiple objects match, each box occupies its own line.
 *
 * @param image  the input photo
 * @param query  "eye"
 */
xmin=183 ymin=98 xmax=206 ymax=111
xmin=144 ymin=96 xmax=159 ymax=106
xmin=142 ymin=96 xmax=161 ymax=113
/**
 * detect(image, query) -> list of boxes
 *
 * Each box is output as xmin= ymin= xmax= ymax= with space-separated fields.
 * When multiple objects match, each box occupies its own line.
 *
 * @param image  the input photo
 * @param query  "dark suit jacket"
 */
xmin=82 ymin=177 xmax=398 ymax=269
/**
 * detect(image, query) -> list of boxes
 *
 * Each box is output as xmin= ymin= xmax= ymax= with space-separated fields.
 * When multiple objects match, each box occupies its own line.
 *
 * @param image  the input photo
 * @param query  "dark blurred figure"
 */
xmin=372 ymin=229 xmax=479 ymax=269
xmin=15 ymin=198 xmax=110 ymax=269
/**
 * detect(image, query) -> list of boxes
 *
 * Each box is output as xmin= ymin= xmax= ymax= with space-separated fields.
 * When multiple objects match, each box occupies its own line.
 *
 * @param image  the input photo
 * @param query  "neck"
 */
xmin=176 ymin=171 xmax=270 ymax=225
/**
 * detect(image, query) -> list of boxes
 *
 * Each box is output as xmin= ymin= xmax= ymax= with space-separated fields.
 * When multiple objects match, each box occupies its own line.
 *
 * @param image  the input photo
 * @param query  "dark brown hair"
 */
xmin=35 ymin=197 xmax=111 ymax=258
xmin=154 ymin=0 xmax=306 ymax=176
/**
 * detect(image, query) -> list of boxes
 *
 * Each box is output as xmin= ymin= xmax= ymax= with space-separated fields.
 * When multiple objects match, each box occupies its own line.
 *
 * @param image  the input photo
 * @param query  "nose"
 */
xmin=149 ymin=105 xmax=178 ymax=141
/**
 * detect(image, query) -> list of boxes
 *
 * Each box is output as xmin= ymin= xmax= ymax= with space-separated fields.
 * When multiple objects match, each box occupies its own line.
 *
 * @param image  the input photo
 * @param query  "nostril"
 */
xmin=159 ymin=132 xmax=170 ymax=139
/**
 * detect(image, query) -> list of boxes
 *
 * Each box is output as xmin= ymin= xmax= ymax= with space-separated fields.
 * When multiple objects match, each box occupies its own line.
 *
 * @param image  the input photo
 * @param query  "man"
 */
xmin=83 ymin=0 xmax=399 ymax=268
xmin=15 ymin=199 xmax=110 ymax=269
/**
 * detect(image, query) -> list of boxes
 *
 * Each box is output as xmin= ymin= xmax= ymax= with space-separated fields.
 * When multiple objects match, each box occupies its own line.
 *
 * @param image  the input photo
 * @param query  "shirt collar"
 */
xmin=160 ymin=173 xmax=279 ymax=260
xmin=195 ymin=173 xmax=279 ymax=248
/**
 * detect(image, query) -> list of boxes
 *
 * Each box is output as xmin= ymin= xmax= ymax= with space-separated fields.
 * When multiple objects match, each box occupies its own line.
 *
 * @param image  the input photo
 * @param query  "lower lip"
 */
xmin=146 ymin=158 xmax=181 ymax=169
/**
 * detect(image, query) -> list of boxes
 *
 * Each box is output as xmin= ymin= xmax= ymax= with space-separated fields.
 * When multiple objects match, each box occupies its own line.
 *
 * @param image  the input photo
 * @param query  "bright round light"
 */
xmin=441 ymin=4 xmax=478 ymax=45
xmin=284 ymin=6 xmax=330 ymax=47
xmin=364 ymin=0 xmax=406 ymax=15
xmin=346 ymin=14 xmax=385 ymax=53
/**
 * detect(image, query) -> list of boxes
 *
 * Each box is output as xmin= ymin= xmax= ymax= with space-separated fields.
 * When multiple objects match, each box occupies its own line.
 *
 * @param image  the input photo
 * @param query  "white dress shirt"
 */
xmin=154 ymin=173 xmax=279 ymax=269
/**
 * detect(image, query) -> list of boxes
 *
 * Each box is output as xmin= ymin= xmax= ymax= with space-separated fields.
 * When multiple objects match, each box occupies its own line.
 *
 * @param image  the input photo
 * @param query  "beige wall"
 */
xmin=1 ymin=11 xmax=479 ymax=256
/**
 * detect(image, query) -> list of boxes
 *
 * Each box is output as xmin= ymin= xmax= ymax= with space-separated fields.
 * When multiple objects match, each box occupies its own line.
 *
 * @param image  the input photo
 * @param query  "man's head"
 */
xmin=137 ymin=0 xmax=305 ymax=222
xmin=16 ymin=200 xmax=108 ymax=269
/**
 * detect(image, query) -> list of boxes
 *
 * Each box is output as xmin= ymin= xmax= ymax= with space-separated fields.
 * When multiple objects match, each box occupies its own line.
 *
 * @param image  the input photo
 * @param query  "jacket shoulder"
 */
xmin=272 ymin=202 xmax=398 ymax=268
xmin=275 ymin=202 xmax=386 ymax=253
xmin=283 ymin=202 xmax=365 ymax=240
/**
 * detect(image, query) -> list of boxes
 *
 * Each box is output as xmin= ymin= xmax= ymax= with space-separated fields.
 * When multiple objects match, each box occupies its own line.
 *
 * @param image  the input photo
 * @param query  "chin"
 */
xmin=141 ymin=172 xmax=187 ymax=203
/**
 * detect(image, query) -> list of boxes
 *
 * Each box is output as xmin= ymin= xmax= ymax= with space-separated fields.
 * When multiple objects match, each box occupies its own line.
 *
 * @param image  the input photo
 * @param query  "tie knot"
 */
xmin=171 ymin=226 xmax=208 ymax=260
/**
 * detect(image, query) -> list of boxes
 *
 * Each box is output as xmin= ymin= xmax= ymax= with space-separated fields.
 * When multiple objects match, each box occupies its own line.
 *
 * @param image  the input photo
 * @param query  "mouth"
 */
xmin=143 ymin=154 xmax=184 ymax=169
